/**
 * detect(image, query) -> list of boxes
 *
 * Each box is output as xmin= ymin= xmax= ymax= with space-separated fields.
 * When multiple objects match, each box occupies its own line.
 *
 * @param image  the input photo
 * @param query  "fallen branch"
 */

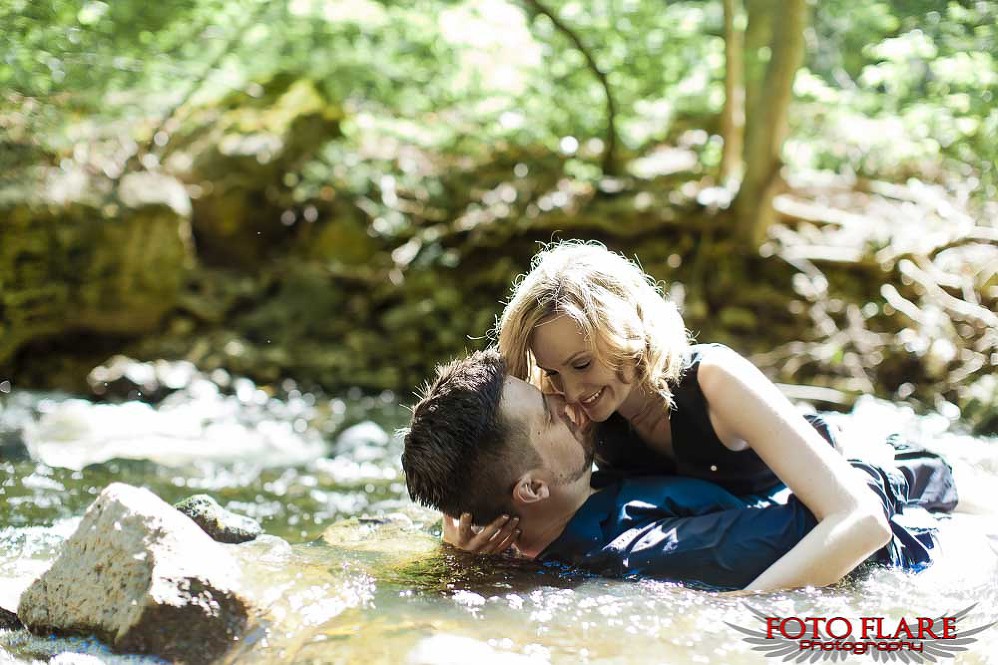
xmin=774 ymin=382 xmax=853 ymax=406
xmin=928 ymin=226 xmax=998 ymax=258
xmin=773 ymin=194 xmax=872 ymax=228
xmin=879 ymin=283 xmax=926 ymax=326
xmin=897 ymin=258 xmax=998 ymax=328
xmin=780 ymin=244 xmax=865 ymax=264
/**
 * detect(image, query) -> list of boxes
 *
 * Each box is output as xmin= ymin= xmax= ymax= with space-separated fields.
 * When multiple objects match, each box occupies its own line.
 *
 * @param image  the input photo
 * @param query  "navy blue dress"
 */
xmin=537 ymin=457 xmax=958 ymax=590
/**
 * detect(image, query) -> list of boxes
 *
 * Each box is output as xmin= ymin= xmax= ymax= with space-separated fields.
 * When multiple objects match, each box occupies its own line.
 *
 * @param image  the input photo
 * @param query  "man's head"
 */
xmin=402 ymin=348 xmax=594 ymax=526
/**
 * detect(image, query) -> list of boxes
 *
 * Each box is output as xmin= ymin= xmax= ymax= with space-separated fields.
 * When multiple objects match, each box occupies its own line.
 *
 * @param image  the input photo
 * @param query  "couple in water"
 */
xmin=402 ymin=241 xmax=961 ymax=591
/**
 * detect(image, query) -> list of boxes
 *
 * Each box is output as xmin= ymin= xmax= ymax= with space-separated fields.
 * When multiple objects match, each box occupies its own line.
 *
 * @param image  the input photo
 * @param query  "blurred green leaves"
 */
xmin=794 ymin=0 xmax=998 ymax=200
xmin=2 ymin=0 xmax=995 ymax=201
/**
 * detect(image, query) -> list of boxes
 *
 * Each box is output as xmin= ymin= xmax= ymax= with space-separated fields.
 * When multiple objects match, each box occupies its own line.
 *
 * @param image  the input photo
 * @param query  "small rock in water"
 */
xmin=0 ymin=605 xmax=22 ymax=630
xmin=175 ymin=494 xmax=263 ymax=544
xmin=18 ymin=483 xmax=253 ymax=665
xmin=87 ymin=355 xmax=197 ymax=403
xmin=0 ymin=427 xmax=30 ymax=462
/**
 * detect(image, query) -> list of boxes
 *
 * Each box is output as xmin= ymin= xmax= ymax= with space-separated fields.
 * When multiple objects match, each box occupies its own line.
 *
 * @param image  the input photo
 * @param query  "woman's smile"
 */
xmin=530 ymin=314 xmax=637 ymax=423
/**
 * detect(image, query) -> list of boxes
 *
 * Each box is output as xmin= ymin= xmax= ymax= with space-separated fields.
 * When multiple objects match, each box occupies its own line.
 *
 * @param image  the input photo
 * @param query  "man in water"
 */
xmin=401 ymin=349 xmax=957 ymax=590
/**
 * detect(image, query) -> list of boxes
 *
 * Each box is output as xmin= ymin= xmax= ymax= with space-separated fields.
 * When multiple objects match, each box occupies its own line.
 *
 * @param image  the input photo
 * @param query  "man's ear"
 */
xmin=513 ymin=472 xmax=550 ymax=505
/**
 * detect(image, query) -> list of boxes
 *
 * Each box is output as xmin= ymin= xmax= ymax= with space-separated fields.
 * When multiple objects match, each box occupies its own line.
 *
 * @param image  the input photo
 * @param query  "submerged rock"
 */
xmin=0 ymin=605 xmax=22 ymax=631
xmin=17 ymin=483 xmax=253 ymax=664
xmin=321 ymin=512 xmax=437 ymax=558
xmin=0 ymin=426 xmax=29 ymax=462
xmin=87 ymin=356 xmax=198 ymax=403
xmin=175 ymin=494 xmax=262 ymax=544
xmin=407 ymin=634 xmax=546 ymax=665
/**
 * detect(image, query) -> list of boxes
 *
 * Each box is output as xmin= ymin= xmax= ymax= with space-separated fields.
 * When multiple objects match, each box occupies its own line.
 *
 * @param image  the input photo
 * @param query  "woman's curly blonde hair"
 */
xmin=494 ymin=241 xmax=690 ymax=409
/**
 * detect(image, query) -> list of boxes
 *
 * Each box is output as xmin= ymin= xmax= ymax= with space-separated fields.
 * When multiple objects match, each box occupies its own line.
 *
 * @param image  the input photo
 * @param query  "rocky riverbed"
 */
xmin=1 ymin=362 xmax=996 ymax=664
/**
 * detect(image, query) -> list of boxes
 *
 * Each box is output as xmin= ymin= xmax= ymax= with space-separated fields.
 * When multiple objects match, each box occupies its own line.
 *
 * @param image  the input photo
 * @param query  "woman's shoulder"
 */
xmin=672 ymin=343 xmax=741 ymax=403
xmin=683 ymin=343 xmax=743 ymax=374
xmin=688 ymin=341 xmax=741 ymax=359
xmin=686 ymin=343 xmax=753 ymax=394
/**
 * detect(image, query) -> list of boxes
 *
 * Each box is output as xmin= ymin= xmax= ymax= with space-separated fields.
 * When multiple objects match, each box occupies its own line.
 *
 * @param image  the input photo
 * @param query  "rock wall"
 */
xmin=2 ymin=75 xmax=993 ymax=433
xmin=0 ymin=168 xmax=193 ymax=367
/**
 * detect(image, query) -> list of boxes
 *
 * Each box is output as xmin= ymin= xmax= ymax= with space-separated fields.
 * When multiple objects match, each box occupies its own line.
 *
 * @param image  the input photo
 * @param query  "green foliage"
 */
xmin=2 ymin=0 xmax=995 ymax=208
xmin=794 ymin=0 xmax=998 ymax=200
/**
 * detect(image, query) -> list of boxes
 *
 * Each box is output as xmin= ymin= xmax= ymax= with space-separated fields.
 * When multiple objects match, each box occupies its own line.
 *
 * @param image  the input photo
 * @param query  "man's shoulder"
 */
xmin=610 ymin=473 xmax=743 ymax=501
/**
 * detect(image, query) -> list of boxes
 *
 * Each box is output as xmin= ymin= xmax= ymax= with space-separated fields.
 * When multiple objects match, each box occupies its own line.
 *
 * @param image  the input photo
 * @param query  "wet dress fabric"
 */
xmin=542 ymin=343 xmax=959 ymax=589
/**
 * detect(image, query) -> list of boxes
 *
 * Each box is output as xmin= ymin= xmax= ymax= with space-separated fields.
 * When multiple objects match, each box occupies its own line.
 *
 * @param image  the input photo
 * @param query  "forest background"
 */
xmin=1 ymin=0 xmax=996 ymax=432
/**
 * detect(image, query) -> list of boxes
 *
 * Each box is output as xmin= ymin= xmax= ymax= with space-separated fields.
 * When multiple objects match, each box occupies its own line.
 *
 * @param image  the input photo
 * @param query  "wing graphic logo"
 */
xmin=725 ymin=603 xmax=996 ymax=662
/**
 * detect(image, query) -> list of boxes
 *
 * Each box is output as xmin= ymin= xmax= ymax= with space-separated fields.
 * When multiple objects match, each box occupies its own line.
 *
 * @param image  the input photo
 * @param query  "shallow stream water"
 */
xmin=1 ymin=372 xmax=996 ymax=664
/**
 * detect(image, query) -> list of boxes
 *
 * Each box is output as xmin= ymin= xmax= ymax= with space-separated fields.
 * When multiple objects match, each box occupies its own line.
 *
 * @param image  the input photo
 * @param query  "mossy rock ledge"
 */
xmin=0 ymin=167 xmax=193 ymax=368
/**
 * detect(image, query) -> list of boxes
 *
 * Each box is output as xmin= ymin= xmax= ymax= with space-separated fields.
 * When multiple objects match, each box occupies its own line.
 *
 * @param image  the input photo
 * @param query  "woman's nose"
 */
xmin=561 ymin=377 xmax=584 ymax=404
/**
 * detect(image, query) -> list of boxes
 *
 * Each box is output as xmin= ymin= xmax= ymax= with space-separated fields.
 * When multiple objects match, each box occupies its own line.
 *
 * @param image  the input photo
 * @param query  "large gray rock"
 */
xmin=17 ymin=483 xmax=252 ymax=664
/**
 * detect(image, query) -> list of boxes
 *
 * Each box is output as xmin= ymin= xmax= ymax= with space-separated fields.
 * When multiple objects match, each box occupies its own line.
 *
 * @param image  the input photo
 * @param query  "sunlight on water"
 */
xmin=20 ymin=380 xmax=328 ymax=469
xmin=1 ymin=385 xmax=996 ymax=664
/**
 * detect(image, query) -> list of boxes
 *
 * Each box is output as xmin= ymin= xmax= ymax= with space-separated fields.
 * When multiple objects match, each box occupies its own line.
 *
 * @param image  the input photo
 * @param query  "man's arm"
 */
xmin=580 ymin=497 xmax=819 ymax=589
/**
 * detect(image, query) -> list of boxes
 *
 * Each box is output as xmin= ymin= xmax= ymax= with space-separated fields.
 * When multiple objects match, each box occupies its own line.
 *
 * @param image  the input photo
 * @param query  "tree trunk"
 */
xmin=733 ymin=0 xmax=807 ymax=248
xmin=720 ymin=0 xmax=745 ymax=186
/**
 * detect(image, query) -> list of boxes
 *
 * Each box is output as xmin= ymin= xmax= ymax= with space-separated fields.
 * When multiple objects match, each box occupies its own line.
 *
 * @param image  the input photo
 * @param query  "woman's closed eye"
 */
xmin=542 ymin=372 xmax=565 ymax=394
xmin=543 ymin=360 xmax=590 ymax=377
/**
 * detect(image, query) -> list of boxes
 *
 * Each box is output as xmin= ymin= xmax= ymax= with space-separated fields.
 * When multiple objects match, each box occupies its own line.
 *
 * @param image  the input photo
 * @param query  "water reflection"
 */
xmin=0 ymin=384 xmax=996 ymax=664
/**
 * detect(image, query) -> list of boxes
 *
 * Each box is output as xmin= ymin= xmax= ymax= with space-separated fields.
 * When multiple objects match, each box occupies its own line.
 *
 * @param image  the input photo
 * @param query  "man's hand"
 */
xmin=442 ymin=512 xmax=520 ymax=554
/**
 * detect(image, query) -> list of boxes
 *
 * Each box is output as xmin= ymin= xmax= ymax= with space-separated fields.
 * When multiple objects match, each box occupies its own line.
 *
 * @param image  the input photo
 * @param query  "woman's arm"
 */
xmin=697 ymin=348 xmax=892 ymax=591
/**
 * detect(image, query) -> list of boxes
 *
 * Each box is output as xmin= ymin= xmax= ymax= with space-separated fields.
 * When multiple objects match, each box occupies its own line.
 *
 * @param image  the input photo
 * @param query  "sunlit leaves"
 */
xmin=793 ymin=0 xmax=997 ymax=200
xmin=2 ymin=0 xmax=995 ymax=202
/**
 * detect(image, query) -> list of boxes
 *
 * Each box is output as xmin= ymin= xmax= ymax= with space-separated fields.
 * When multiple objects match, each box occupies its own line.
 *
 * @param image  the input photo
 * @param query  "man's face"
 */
xmin=500 ymin=376 xmax=594 ymax=485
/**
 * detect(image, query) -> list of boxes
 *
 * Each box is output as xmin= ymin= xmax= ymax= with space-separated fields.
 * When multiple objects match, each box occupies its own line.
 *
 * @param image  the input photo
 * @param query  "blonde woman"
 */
xmin=445 ymin=241 xmax=942 ymax=590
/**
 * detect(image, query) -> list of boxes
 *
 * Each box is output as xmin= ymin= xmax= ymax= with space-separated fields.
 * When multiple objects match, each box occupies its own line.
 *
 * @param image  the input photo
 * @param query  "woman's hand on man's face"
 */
xmin=442 ymin=512 xmax=520 ymax=554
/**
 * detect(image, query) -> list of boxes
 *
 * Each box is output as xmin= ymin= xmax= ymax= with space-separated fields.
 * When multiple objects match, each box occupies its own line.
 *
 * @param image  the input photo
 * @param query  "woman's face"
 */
xmin=529 ymin=314 xmax=635 ymax=423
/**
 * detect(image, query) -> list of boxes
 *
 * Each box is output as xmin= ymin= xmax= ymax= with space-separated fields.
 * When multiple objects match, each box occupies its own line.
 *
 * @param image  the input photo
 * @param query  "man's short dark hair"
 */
xmin=402 ymin=348 xmax=540 ymax=524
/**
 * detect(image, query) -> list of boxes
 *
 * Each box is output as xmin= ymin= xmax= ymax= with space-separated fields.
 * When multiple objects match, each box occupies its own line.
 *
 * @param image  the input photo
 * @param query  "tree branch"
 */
xmin=140 ymin=1 xmax=271 ymax=163
xmin=720 ymin=0 xmax=745 ymax=185
xmin=522 ymin=0 xmax=619 ymax=176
